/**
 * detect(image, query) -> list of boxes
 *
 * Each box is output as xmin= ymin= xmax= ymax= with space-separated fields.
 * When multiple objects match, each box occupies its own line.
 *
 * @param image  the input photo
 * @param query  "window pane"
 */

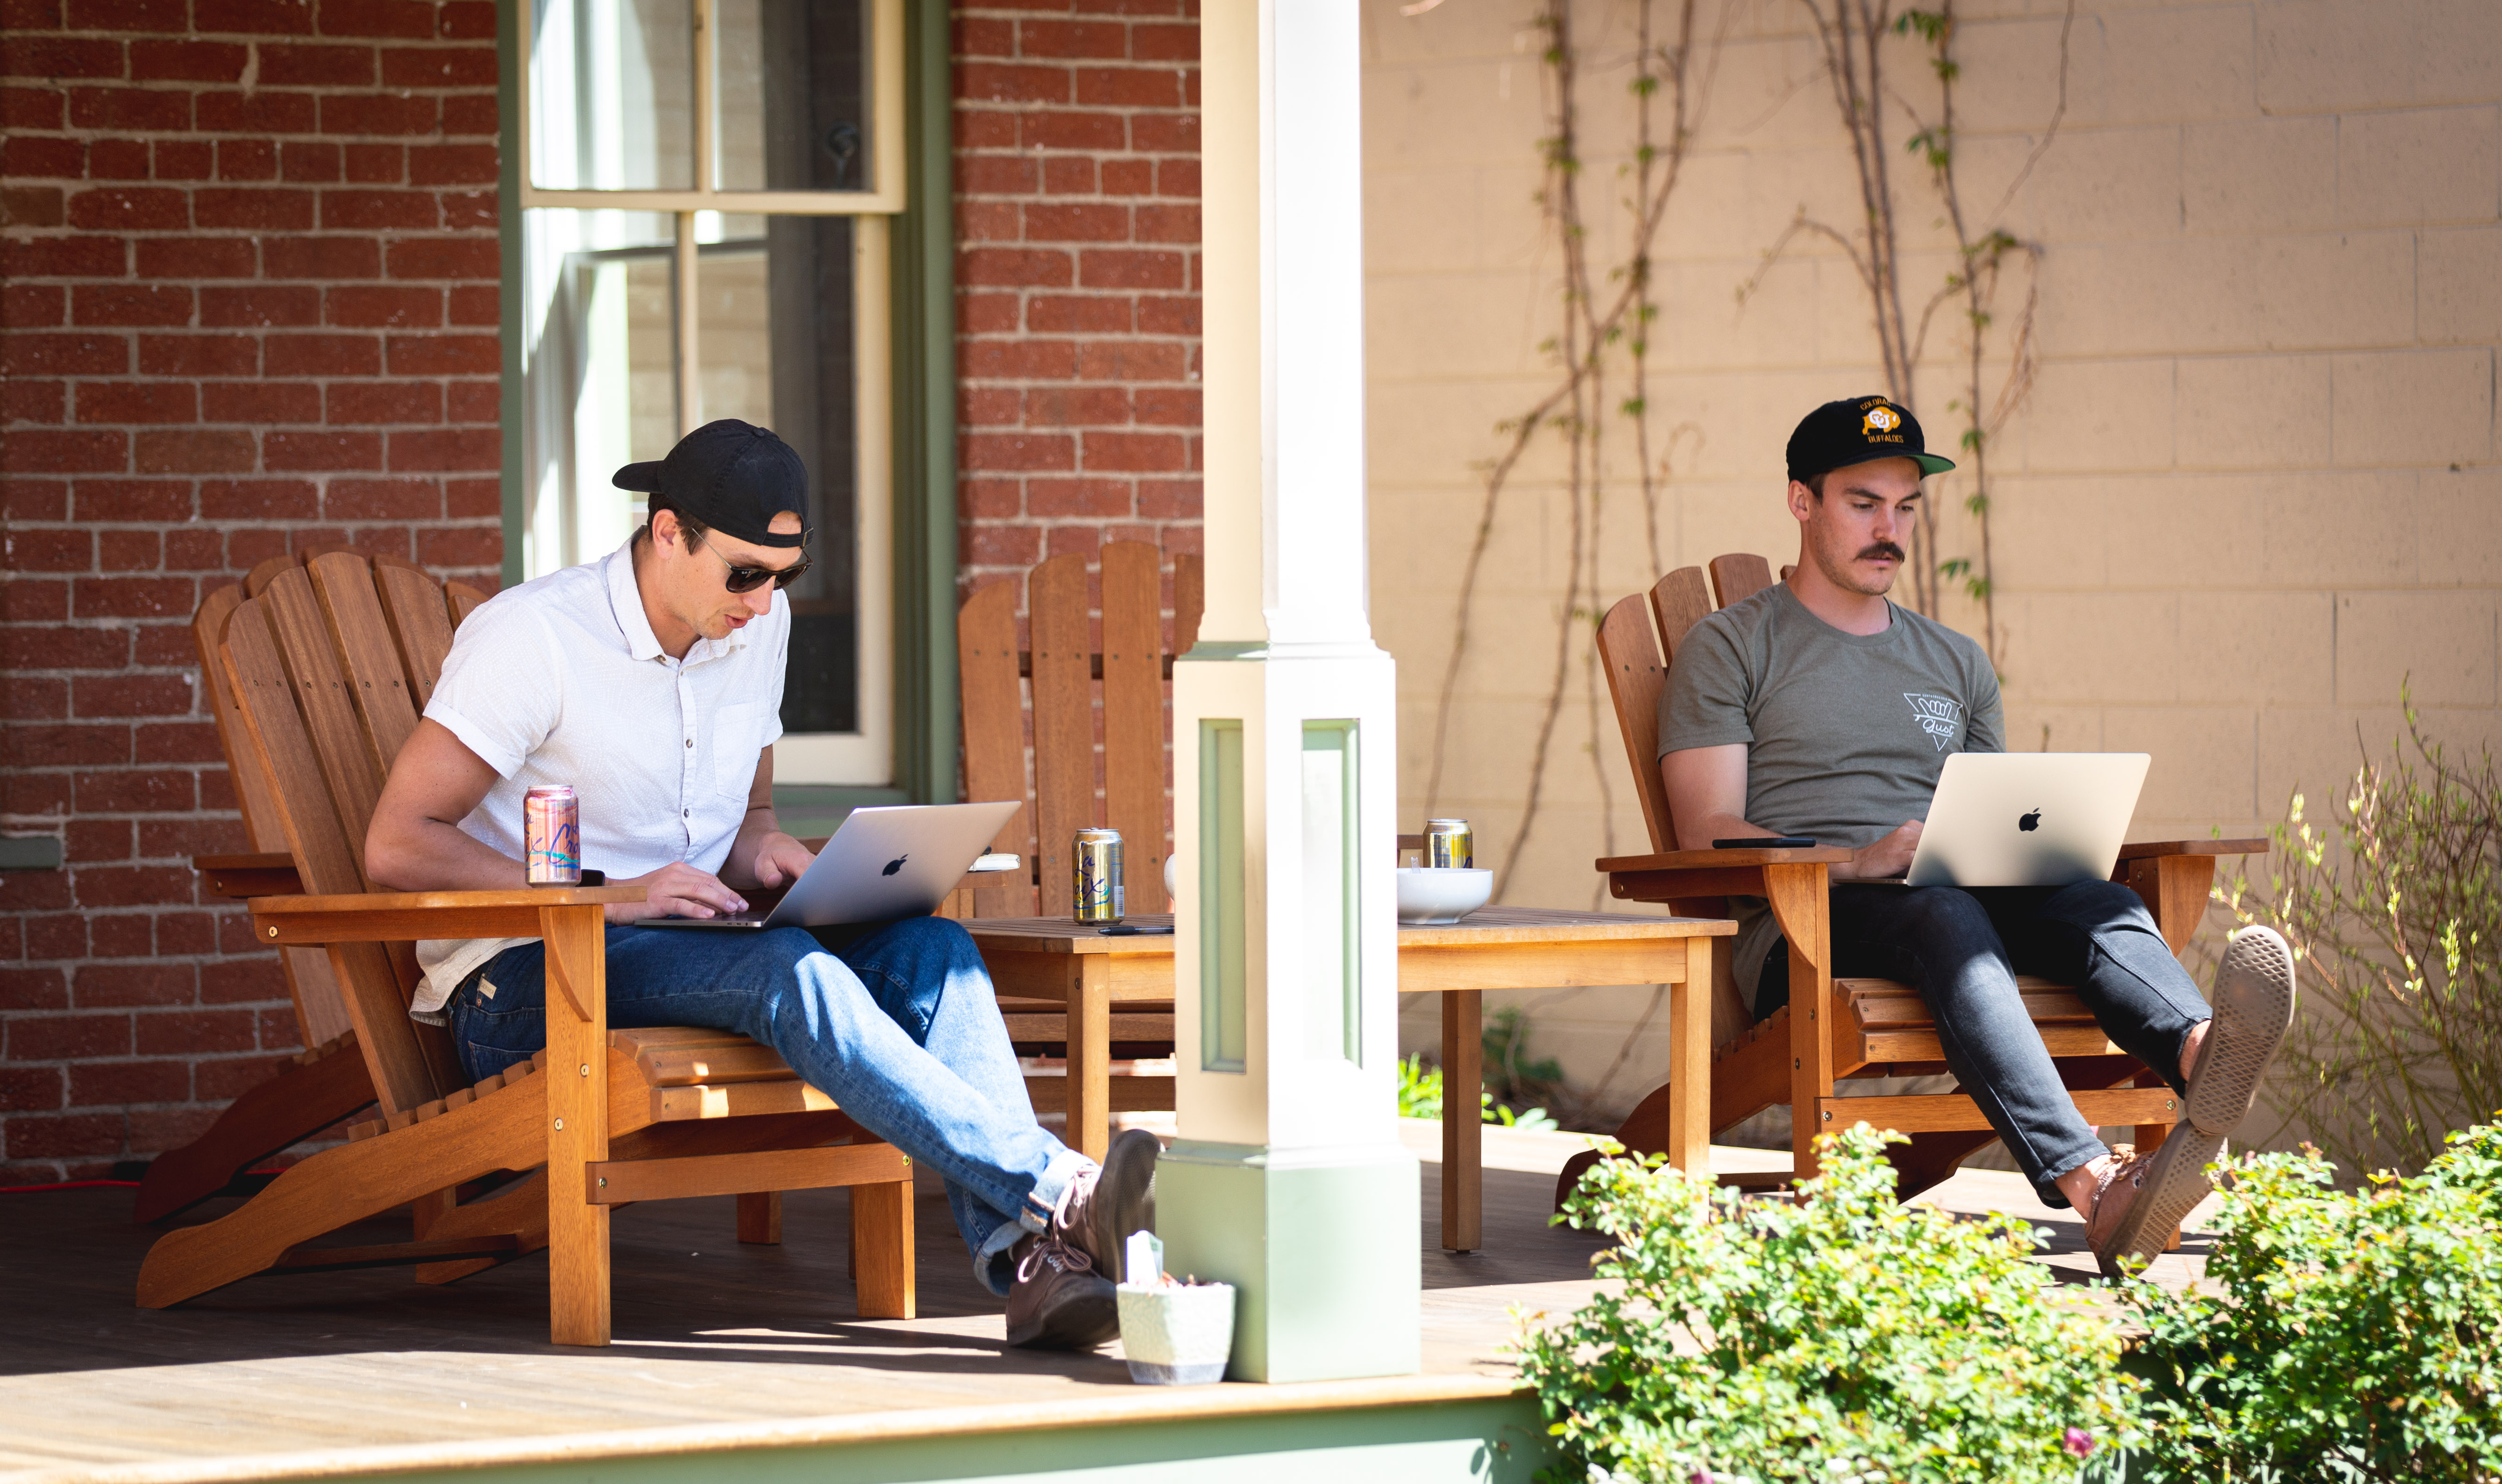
xmin=693 ymin=220 xmax=860 ymax=734
xmin=520 ymin=211 xmax=679 ymax=577
xmin=529 ymin=0 xmax=695 ymax=191
xmin=712 ymin=0 xmax=872 ymax=192
xmin=523 ymin=210 xmax=860 ymax=736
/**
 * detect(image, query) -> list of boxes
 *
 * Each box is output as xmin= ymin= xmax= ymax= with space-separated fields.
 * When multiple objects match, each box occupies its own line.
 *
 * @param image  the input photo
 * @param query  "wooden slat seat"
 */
xmin=141 ymin=549 xmax=915 ymax=1343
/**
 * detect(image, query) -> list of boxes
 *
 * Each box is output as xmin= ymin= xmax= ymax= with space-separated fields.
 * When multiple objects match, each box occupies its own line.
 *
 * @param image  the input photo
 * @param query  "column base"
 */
xmin=1156 ymin=1139 xmax=1421 ymax=1383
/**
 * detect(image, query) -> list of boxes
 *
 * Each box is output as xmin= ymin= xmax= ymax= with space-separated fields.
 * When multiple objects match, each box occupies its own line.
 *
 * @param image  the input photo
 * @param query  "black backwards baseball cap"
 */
xmin=1786 ymin=396 xmax=1956 ymax=484
xmin=612 ymin=419 xmax=810 ymax=549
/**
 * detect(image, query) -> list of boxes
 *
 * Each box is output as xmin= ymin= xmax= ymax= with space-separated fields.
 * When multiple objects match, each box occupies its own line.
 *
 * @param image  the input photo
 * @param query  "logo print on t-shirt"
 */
xmin=1903 ymin=693 xmax=1962 ymax=752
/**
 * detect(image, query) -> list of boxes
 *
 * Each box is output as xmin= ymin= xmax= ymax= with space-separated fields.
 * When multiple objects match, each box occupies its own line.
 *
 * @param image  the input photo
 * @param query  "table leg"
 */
xmin=1442 ymin=988 xmax=1482 ymax=1252
xmin=1669 ymin=937 xmax=1710 ymax=1175
xmin=1065 ymin=955 xmax=1112 ymax=1162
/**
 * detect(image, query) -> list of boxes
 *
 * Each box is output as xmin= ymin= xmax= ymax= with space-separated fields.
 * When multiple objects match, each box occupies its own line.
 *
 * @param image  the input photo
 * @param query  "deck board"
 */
xmin=0 ymin=1126 xmax=1583 ymax=1478
xmin=0 ymin=1122 xmax=2215 ymax=1482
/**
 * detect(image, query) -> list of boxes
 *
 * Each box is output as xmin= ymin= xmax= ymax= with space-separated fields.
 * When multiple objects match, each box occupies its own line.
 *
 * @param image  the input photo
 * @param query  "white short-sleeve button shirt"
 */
xmin=410 ymin=534 xmax=788 ymax=1016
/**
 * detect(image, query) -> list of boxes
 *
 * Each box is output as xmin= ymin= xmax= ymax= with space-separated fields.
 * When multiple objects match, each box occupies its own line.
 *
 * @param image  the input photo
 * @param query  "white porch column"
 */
xmin=1158 ymin=0 xmax=1417 ymax=1383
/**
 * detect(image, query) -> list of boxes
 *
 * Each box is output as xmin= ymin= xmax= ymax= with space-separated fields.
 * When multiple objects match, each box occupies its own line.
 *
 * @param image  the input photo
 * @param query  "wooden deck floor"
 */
xmin=0 ymin=1122 xmax=2216 ymax=1483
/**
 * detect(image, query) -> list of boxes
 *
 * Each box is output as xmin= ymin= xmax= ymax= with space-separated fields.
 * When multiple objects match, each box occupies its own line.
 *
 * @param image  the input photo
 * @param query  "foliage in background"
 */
xmin=1518 ymin=1126 xmax=2137 ymax=1482
xmin=1422 ymin=0 xmax=1728 ymax=897
xmin=2218 ymin=699 xmax=2501 ymax=1174
xmin=1396 ymin=1053 xmax=1560 ymax=1131
xmin=1745 ymin=0 xmax=2073 ymax=663
xmin=1483 ymin=1003 xmax=1567 ymax=1112
xmin=2120 ymin=1123 xmax=2502 ymax=1481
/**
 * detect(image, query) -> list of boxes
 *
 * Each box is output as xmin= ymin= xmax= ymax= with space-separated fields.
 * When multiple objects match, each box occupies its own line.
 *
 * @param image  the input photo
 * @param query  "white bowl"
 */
xmin=1396 ymin=867 xmax=1492 ymax=924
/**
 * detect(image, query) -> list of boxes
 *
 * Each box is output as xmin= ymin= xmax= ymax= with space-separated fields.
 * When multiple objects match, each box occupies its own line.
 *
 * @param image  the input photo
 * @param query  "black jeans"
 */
xmin=1767 ymin=879 xmax=2212 ymax=1207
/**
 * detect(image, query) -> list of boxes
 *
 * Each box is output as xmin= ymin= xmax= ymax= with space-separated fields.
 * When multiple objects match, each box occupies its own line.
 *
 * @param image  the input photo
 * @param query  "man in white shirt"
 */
xmin=366 ymin=419 xmax=1152 ymax=1350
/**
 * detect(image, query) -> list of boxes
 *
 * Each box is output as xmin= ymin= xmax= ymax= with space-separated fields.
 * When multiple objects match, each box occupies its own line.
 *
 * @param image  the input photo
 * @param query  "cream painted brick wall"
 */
xmin=1360 ymin=0 xmax=2501 ymax=1129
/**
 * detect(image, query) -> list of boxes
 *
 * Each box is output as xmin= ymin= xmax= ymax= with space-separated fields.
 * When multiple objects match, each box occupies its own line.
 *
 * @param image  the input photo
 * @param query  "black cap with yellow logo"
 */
xmin=1785 ymin=396 xmax=1956 ymax=483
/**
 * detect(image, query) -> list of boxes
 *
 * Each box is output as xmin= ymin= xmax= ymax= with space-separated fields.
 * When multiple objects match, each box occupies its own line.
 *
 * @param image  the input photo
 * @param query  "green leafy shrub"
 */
xmin=2217 ymin=700 xmax=2500 ymax=1174
xmin=2121 ymin=1120 xmax=2502 ymax=1481
xmin=1398 ymin=1052 xmax=1445 ymax=1119
xmin=1395 ymin=1053 xmax=1558 ymax=1130
xmin=1518 ymin=1125 xmax=2137 ymax=1483
xmin=1485 ymin=1003 xmax=1566 ymax=1111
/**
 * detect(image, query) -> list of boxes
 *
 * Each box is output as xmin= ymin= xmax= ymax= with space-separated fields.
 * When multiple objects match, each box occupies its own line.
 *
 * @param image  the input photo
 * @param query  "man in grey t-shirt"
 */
xmin=1656 ymin=396 xmax=2295 ymax=1277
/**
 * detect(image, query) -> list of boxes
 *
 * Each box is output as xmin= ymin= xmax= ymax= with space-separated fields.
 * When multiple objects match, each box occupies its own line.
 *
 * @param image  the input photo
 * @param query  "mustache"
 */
xmin=1857 ymin=541 xmax=1906 ymax=563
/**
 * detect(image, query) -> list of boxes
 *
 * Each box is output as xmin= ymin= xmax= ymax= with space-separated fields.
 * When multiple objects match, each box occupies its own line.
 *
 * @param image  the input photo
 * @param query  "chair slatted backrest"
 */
xmin=195 ymin=584 xmax=356 ymax=1047
xmin=1597 ymin=559 xmax=1787 ymax=856
xmin=220 ymin=555 xmax=478 ymax=1115
xmin=958 ymin=543 xmax=1203 ymax=917
xmin=194 ymin=585 xmax=288 ymax=861
xmin=1707 ymin=553 xmax=1776 ymax=610
xmin=1028 ymin=554 xmax=1095 ymax=917
xmin=375 ymin=562 xmax=458 ymax=706
xmin=1595 ymin=595 xmax=1677 ymax=856
xmin=446 ymin=580 xmax=488 ymax=628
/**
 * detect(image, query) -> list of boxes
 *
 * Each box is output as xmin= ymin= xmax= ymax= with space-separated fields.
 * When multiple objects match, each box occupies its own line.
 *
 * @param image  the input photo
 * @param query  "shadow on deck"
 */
xmin=0 ymin=1121 xmax=2215 ymax=1483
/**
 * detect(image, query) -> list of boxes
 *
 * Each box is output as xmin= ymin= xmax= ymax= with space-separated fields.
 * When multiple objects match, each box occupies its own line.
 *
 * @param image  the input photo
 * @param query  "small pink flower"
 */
xmin=2063 ymin=1427 xmax=2096 ymax=1458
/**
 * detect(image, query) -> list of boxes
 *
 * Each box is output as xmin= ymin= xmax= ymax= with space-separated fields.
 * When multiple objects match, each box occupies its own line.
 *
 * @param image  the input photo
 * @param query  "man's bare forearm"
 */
xmin=368 ymin=815 xmax=527 ymax=892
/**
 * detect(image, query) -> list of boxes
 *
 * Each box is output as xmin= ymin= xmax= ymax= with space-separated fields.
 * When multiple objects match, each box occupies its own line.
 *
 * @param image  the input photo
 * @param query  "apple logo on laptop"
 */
xmin=882 ymin=854 xmax=908 ymax=876
xmin=2018 ymin=809 xmax=2041 ymax=832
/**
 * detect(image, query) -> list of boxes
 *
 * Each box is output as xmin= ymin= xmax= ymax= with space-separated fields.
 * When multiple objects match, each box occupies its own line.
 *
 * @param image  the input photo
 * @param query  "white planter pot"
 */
xmin=1116 ymin=1281 xmax=1235 ymax=1385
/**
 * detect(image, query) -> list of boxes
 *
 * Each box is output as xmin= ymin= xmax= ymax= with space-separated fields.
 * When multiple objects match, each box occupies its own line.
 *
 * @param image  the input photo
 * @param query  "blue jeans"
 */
xmin=447 ymin=915 xmax=1084 ymax=1295
xmin=1791 ymin=880 xmax=2212 ymax=1207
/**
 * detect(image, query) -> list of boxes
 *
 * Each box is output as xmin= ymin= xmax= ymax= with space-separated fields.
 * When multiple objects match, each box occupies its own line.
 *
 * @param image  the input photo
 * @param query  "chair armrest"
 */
xmin=2116 ymin=838 xmax=2269 ymax=859
xmin=247 ymin=886 xmax=647 ymax=946
xmin=1599 ymin=846 xmax=1849 ymax=904
xmin=1598 ymin=847 xmax=1854 ymax=871
xmin=195 ymin=852 xmax=302 ymax=898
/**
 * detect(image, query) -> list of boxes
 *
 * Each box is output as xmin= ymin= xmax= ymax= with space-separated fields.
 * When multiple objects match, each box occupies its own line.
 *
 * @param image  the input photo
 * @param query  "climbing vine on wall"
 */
xmin=1748 ymin=0 xmax=2075 ymax=662
xmin=1423 ymin=0 xmax=2078 ymax=912
xmin=1422 ymin=0 xmax=1728 ymax=898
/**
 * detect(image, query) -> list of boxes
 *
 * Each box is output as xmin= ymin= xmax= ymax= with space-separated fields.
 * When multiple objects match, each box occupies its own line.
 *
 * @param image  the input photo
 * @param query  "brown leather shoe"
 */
xmin=1052 ymin=1128 xmax=1161 ymax=1281
xmin=2085 ymin=1128 xmax=2224 ymax=1279
xmin=1002 ymin=1231 xmax=1118 ymax=1350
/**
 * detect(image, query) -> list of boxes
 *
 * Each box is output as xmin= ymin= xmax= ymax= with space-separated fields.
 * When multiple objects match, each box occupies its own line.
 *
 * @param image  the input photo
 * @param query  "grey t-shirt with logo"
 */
xmin=1657 ymin=582 xmax=2003 ymax=1008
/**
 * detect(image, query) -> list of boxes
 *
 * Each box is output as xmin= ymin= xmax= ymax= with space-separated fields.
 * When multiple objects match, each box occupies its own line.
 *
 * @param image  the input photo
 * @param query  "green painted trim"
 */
xmin=0 ymin=835 xmax=63 ymax=871
xmin=234 ymin=1397 xmax=1548 ymax=1484
xmin=1178 ymin=641 xmax=1267 ymax=662
xmin=771 ymin=783 xmax=912 ymax=839
xmin=496 ymin=0 xmax=523 ymax=590
xmin=1197 ymin=719 xmax=1246 ymax=1072
xmin=1301 ymin=719 xmax=1360 ymax=1064
xmin=888 ymin=0 xmax=959 ymax=802
xmin=1159 ymin=1144 xmax=1425 ymax=1384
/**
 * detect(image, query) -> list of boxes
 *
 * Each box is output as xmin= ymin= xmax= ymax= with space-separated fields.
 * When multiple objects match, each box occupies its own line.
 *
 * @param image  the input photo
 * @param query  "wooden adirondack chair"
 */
xmin=954 ymin=542 xmax=1200 ymax=1158
xmin=137 ymin=549 xmax=497 ymax=1223
xmin=131 ymin=552 xmax=426 ymax=1221
xmin=1576 ymin=553 xmax=2267 ymax=1206
xmin=137 ymin=551 xmax=914 ymax=1344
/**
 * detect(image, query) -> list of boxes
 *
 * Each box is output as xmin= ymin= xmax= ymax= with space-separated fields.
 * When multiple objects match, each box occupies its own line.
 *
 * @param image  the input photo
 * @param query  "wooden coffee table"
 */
xmin=965 ymin=907 xmax=1734 ymax=1251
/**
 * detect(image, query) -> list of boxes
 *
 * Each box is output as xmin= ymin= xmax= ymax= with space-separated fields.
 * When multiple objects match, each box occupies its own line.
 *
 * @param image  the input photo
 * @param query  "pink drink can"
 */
xmin=524 ymin=785 xmax=580 ymax=887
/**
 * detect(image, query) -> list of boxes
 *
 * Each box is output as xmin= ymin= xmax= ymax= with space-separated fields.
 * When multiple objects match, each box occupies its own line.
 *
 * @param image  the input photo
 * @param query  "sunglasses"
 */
xmin=696 ymin=538 xmax=811 ymax=594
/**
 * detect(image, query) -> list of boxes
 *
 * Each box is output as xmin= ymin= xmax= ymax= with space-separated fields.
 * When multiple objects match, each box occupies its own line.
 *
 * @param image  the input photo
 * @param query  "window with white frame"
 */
xmin=519 ymin=0 xmax=904 ymax=785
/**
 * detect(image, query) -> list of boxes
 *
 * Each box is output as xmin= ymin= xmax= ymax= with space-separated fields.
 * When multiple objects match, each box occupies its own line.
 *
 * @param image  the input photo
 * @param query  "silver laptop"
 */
xmin=639 ymin=801 xmax=1022 ymax=930
xmin=1900 ymin=752 xmax=2150 ymax=888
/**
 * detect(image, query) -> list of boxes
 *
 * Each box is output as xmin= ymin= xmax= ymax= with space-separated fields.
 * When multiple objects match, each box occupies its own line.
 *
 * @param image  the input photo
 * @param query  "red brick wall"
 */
xmin=0 ymin=2 xmax=1204 ymax=1182
xmin=0 ymin=0 xmax=502 ymax=1180
xmin=952 ymin=1 xmax=1201 ymax=597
